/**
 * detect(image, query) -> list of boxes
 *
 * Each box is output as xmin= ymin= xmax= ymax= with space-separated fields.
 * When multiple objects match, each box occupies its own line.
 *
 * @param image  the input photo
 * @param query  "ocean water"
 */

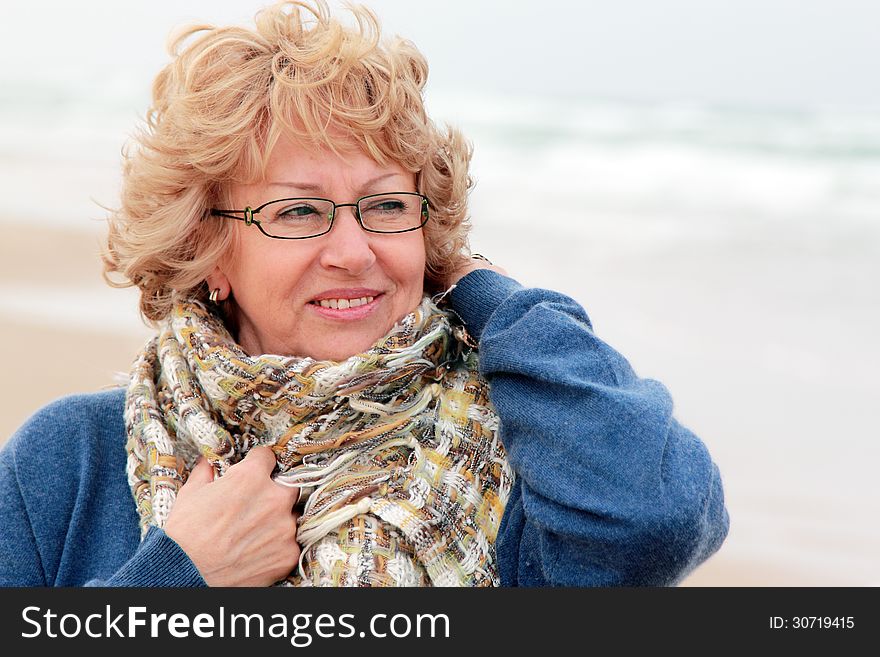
xmin=1 ymin=81 xmax=879 ymax=584
xmin=3 ymin=80 xmax=879 ymax=240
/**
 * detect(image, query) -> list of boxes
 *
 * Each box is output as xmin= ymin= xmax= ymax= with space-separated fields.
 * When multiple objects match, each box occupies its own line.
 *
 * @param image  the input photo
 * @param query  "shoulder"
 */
xmin=15 ymin=387 xmax=125 ymax=431
xmin=3 ymin=388 xmax=127 ymax=474
xmin=0 ymin=388 xmax=139 ymax=586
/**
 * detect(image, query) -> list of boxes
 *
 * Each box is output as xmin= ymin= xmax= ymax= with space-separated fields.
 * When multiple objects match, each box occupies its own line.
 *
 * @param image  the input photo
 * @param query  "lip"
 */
xmin=308 ymin=288 xmax=384 ymax=321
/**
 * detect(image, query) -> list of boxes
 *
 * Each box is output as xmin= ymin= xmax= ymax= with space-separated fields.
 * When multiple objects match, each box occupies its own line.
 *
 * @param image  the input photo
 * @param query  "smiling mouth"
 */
xmin=309 ymin=295 xmax=375 ymax=310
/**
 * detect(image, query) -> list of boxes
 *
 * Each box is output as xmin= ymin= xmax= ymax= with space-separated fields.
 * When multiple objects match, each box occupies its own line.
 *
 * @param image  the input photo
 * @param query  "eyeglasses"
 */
xmin=210 ymin=192 xmax=430 ymax=240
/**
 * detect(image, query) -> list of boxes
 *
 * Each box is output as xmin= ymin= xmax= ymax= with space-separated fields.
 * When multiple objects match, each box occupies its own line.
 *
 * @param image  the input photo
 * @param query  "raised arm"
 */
xmin=449 ymin=268 xmax=729 ymax=586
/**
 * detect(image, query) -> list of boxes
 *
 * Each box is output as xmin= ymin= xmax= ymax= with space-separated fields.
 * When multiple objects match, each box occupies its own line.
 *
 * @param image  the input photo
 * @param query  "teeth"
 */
xmin=316 ymin=296 xmax=374 ymax=309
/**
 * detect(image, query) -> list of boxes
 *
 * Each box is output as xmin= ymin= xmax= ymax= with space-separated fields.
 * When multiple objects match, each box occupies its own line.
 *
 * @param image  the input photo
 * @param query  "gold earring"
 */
xmin=209 ymin=288 xmax=220 ymax=303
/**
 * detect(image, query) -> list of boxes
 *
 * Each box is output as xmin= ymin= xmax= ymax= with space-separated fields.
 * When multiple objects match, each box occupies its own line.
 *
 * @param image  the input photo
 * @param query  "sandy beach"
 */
xmin=0 ymin=224 xmax=151 ymax=441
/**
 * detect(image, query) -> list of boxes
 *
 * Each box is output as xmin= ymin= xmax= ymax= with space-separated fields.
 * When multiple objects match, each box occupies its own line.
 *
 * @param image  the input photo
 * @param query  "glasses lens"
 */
xmin=357 ymin=193 xmax=426 ymax=233
xmin=259 ymin=199 xmax=334 ymax=238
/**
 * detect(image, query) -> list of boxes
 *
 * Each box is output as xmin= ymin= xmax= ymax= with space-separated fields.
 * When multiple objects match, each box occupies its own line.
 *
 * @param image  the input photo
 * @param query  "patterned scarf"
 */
xmin=124 ymin=296 xmax=512 ymax=586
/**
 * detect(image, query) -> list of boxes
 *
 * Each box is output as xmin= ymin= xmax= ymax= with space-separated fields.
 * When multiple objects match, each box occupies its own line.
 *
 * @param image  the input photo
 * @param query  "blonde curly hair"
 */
xmin=103 ymin=0 xmax=473 ymax=323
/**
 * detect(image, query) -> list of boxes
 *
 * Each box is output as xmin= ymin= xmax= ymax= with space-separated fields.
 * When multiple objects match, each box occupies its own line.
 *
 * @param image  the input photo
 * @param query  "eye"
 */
xmin=275 ymin=203 xmax=322 ymax=220
xmin=363 ymin=198 xmax=407 ymax=214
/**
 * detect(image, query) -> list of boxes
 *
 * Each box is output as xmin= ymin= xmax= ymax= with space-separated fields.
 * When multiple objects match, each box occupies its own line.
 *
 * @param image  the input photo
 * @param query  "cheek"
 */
xmin=398 ymin=239 xmax=427 ymax=293
xmin=226 ymin=234 xmax=312 ymax=302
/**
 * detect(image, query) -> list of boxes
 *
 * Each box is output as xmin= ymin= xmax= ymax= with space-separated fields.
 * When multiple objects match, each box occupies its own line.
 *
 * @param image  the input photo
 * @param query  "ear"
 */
xmin=205 ymin=265 xmax=232 ymax=302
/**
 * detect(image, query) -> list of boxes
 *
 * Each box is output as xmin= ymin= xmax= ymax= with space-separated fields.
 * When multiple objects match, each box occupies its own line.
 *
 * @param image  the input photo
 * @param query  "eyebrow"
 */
xmin=266 ymin=172 xmax=403 ymax=194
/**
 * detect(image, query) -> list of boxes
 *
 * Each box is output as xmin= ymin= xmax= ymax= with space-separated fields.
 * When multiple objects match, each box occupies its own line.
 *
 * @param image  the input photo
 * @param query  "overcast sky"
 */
xmin=2 ymin=0 xmax=879 ymax=110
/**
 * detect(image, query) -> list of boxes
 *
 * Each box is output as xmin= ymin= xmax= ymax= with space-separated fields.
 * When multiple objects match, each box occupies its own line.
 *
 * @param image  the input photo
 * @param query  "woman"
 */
xmin=0 ymin=0 xmax=727 ymax=587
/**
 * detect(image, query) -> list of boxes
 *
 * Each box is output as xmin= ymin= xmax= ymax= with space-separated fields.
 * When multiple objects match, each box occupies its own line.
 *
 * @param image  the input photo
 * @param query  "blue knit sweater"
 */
xmin=0 ymin=270 xmax=728 ymax=586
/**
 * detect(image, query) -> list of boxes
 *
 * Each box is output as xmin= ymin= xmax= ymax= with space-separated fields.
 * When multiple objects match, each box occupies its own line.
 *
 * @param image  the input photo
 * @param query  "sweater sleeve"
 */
xmin=449 ymin=269 xmax=729 ymax=586
xmin=83 ymin=527 xmax=206 ymax=588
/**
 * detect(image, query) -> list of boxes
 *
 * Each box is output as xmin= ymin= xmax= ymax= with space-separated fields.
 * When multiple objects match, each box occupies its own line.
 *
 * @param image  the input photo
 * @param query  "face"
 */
xmin=208 ymin=137 xmax=426 ymax=361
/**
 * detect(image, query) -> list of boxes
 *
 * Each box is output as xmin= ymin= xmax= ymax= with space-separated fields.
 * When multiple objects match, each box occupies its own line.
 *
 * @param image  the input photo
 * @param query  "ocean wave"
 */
xmin=2 ymin=83 xmax=879 ymax=237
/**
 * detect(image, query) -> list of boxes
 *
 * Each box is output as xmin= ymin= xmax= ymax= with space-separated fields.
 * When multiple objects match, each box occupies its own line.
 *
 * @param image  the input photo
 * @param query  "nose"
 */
xmin=317 ymin=205 xmax=377 ymax=275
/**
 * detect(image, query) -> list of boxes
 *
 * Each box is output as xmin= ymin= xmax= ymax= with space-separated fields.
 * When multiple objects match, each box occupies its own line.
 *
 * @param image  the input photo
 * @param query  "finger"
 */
xmin=183 ymin=456 xmax=214 ymax=490
xmin=287 ymin=486 xmax=301 ymax=507
xmin=236 ymin=445 xmax=278 ymax=474
xmin=272 ymin=477 xmax=301 ymax=506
